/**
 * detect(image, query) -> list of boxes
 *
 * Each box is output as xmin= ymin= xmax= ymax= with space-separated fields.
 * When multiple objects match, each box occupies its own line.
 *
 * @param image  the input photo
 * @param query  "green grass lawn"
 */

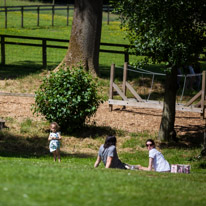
xmin=0 ymin=156 xmax=206 ymax=206
xmin=0 ymin=117 xmax=205 ymax=206
xmin=0 ymin=0 xmax=135 ymax=70
xmin=0 ymin=122 xmax=206 ymax=206
xmin=0 ymin=22 xmax=130 ymax=68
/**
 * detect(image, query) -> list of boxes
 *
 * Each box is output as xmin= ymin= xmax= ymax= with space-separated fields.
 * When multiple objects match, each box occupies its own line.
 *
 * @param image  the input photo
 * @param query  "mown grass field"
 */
xmin=0 ymin=156 xmax=206 ymax=206
xmin=0 ymin=0 xmax=129 ymax=69
xmin=0 ymin=1 xmax=206 ymax=206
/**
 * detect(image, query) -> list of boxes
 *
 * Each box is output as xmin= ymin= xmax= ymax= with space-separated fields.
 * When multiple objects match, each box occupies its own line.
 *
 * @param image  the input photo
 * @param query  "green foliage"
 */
xmin=33 ymin=66 xmax=103 ymax=132
xmin=112 ymin=0 xmax=206 ymax=68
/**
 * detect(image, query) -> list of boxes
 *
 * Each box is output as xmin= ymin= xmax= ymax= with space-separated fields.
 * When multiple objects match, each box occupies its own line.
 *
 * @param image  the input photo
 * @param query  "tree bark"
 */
xmin=158 ymin=67 xmax=178 ymax=142
xmin=63 ymin=0 xmax=103 ymax=75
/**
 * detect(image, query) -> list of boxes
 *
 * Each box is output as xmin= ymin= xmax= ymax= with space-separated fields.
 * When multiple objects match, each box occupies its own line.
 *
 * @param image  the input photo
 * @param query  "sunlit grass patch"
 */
xmin=0 ymin=156 xmax=205 ymax=206
xmin=122 ymin=132 xmax=155 ymax=149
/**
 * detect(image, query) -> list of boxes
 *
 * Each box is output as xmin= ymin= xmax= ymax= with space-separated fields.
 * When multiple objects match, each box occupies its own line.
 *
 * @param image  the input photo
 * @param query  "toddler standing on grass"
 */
xmin=48 ymin=122 xmax=62 ymax=162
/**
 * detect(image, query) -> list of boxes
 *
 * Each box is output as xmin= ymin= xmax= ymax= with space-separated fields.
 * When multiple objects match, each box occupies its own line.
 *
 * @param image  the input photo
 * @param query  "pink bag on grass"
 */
xmin=171 ymin=164 xmax=191 ymax=174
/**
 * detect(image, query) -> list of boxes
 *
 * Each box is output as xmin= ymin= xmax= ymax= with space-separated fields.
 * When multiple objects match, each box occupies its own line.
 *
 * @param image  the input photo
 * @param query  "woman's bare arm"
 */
xmin=94 ymin=155 xmax=101 ymax=168
xmin=139 ymin=158 xmax=153 ymax=171
xmin=105 ymin=156 xmax=113 ymax=168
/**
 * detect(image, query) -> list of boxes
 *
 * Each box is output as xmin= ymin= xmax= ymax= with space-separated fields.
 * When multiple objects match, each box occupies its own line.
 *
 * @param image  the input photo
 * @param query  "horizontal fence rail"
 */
xmin=0 ymin=34 xmax=130 ymax=67
xmin=0 ymin=34 xmax=205 ymax=68
xmin=0 ymin=4 xmax=113 ymax=28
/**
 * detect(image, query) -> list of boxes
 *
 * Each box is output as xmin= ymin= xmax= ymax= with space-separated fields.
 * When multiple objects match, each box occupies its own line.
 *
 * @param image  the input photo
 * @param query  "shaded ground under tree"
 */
xmin=0 ymin=96 xmax=205 ymax=158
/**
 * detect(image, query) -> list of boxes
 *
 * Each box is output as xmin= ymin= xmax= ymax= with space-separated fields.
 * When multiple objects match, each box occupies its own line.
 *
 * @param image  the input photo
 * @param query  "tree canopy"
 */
xmin=112 ymin=0 xmax=206 ymax=141
xmin=112 ymin=0 xmax=206 ymax=68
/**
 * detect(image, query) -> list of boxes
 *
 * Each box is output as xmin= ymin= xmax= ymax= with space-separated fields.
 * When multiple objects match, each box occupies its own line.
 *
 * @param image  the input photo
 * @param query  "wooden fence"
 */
xmin=0 ymin=34 xmax=130 ymax=67
xmin=109 ymin=62 xmax=206 ymax=119
xmin=0 ymin=4 xmax=113 ymax=28
xmin=1 ymin=34 xmax=205 ymax=68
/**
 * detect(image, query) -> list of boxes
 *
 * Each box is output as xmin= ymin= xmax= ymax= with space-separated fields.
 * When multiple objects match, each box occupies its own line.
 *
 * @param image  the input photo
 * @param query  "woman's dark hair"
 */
xmin=104 ymin=136 xmax=116 ymax=148
xmin=146 ymin=139 xmax=155 ymax=146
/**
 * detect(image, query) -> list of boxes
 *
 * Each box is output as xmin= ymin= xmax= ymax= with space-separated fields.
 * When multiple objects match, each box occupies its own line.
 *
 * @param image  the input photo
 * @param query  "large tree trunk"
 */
xmin=63 ymin=0 xmax=103 ymax=75
xmin=158 ymin=67 xmax=178 ymax=142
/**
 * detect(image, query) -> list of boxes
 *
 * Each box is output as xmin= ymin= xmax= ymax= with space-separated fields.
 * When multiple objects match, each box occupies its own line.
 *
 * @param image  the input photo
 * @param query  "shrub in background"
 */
xmin=33 ymin=66 xmax=103 ymax=132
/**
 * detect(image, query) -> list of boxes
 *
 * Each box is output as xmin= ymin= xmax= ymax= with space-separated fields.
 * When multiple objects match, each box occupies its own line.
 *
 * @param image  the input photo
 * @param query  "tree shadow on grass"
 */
xmin=63 ymin=125 xmax=117 ymax=139
xmin=0 ymin=63 xmax=43 ymax=80
xmin=159 ymin=124 xmax=205 ymax=149
xmin=0 ymin=62 xmax=57 ymax=80
xmin=0 ymin=132 xmax=50 ymax=158
xmin=0 ymin=131 xmax=93 ymax=158
xmin=118 ymin=107 xmax=163 ymax=117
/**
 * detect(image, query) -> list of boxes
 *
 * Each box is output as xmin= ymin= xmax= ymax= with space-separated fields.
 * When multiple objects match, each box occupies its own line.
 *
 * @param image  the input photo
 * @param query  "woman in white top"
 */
xmin=138 ymin=139 xmax=170 ymax=172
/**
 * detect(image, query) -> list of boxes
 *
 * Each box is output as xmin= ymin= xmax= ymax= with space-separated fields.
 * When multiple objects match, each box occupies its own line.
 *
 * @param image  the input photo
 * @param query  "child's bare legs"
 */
xmin=52 ymin=150 xmax=60 ymax=162
xmin=53 ymin=151 xmax=57 ymax=162
xmin=56 ymin=149 xmax=61 ymax=162
xmin=53 ymin=150 xmax=57 ymax=162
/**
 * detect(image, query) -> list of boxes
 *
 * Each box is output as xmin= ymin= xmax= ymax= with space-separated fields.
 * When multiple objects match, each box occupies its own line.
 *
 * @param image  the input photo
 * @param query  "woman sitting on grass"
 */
xmin=138 ymin=139 xmax=170 ymax=172
xmin=94 ymin=135 xmax=138 ymax=170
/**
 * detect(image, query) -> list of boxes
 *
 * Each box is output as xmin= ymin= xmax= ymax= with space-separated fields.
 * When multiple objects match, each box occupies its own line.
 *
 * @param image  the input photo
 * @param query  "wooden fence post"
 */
xmin=123 ymin=62 xmax=128 ymax=97
xmin=109 ymin=64 xmax=115 ymax=111
xmin=201 ymin=71 xmax=206 ymax=119
xmin=2 ymin=5 xmax=113 ymax=28
xmin=204 ymin=119 xmax=206 ymax=148
xmin=107 ymin=5 xmax=110 ymax=25
xmin=67 ymin=5 xmax=69 ymax=26
xmin=42 ymin=39 xmax=47 ymax=67
xmin=1 ymin=36 xmax=5 ymax=65
xmin=37 ymin=6 xmax=40 ymax=26
xmin=52 ymin=5 xmax=55 ymax=26
xmin=124 ymin=50 xmax=129 ymax=63
xmin=21 ymin=6 xmax=24 ymax=28
xmin=5 ymin=7 xmax=7 ymax=29
xmin=122 ymin=62 xmax=128 ymax=109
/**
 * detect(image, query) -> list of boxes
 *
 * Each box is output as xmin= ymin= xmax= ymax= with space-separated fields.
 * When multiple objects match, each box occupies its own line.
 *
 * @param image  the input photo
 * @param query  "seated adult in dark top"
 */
xmin=94 ymin=136 xmax=138 ymax=170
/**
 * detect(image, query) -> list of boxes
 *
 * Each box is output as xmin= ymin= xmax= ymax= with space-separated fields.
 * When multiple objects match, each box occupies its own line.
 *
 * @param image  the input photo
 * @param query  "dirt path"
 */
xmin=0 ymin=96 xmax=205 ymax=135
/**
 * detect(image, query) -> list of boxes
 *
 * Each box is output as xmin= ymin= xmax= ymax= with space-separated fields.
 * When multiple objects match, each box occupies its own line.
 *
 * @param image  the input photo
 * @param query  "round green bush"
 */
xmin=33 ymin=67 xmax=103 ymax=132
